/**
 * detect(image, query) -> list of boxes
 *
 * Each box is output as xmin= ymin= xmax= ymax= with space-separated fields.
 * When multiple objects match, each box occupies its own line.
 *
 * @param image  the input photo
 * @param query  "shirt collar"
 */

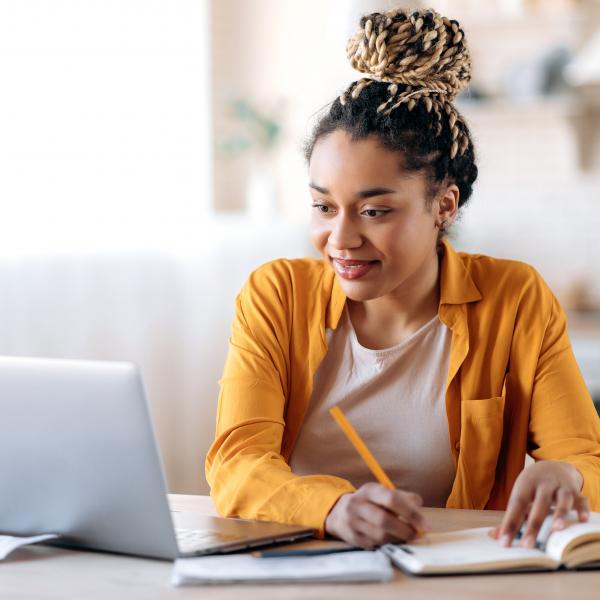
xmin=439 ymin=238 xmax=482 ymax=306
xmin=326 ymin=238 xmax=482 ymax=330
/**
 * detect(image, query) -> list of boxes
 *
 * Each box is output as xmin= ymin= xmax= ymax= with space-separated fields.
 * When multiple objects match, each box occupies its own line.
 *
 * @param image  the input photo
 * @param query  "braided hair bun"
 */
xmin=341 ymin=8 xmax=471 ymax=159
xmin=346 ymin=9 xmax=471 ymax=100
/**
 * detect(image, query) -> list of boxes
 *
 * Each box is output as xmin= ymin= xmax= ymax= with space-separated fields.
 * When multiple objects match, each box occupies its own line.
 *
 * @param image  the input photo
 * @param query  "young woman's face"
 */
xmin=308 ymin=129 xmax=442 ymax=302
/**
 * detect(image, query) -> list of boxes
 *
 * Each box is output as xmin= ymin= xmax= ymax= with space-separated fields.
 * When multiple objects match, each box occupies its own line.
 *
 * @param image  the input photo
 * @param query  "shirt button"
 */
xmin=454 ymin=441 xmax=460 ymax=450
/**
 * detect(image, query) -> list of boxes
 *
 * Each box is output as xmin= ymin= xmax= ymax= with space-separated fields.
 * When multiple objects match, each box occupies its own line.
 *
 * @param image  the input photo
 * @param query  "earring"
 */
xmin=438 ymin=220 xmax=448 ymax=230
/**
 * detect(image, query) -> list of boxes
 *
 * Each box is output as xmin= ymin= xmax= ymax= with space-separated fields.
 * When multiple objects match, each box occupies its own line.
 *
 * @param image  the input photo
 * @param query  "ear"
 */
xmin=435 ymin=183 xmax=459 ymax=225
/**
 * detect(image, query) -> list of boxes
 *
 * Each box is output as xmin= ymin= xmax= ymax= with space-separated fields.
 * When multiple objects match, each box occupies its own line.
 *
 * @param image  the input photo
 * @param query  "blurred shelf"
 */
xmin=568 ymin=311 xmax=600 ymax=337
xmin=459 ymin=11 xmax=583 ymax=30
xmin=457 ymin=96 xmax=576 ymax=120
xmin=568 ymin=312 xmax=600 ymax=407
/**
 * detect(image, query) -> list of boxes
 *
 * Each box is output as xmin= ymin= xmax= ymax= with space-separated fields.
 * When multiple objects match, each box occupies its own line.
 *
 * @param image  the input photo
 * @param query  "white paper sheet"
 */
xmin=0 ymin=534 xmax=59 ymax=560
xmin=172 ymin=550 xmax=393 ymax=585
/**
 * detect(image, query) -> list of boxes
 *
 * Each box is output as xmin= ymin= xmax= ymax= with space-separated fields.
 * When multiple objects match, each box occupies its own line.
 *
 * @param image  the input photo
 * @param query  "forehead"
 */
xmin=309 ymin=130 xmax=408 ymax=183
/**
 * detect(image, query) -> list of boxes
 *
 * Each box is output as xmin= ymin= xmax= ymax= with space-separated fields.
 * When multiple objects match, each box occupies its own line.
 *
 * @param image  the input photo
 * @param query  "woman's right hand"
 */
xmin=324 ymin=482 xmax=431 ymax=547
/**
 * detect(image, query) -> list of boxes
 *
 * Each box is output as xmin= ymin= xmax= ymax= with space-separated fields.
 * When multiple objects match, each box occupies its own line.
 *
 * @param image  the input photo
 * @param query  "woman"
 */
xmin=206 ymin=8 xmax=600 ymax=549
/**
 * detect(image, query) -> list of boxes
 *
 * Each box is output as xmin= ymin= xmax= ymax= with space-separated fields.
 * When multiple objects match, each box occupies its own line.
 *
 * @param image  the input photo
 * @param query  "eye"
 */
xmin=312 ymin=203 xmax=335 ymax=214
xmin=362 ymin=208 xmax=390 ymax=218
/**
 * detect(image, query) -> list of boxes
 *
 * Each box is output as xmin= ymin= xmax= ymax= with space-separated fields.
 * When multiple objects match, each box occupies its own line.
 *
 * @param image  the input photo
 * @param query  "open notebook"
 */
xmin=383 ymin=512 xmax=600 ymax=575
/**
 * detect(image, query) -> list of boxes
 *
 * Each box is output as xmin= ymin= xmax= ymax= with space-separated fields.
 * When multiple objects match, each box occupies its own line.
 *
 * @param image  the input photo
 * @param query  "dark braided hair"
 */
xmin=304 ymin=8 xmax=478 ymax=232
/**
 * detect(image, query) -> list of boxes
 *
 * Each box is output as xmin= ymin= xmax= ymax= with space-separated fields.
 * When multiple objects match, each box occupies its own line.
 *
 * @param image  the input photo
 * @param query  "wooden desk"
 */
xmin=2 ymin=495 xmax=599 ymax=599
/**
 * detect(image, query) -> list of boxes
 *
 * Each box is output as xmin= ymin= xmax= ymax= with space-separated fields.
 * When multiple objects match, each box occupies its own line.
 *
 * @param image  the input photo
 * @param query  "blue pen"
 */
xmin=253 ymin=546 xmax=359 ymax=558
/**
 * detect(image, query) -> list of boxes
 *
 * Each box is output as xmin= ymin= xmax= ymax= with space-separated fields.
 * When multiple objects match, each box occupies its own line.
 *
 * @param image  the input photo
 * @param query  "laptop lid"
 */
xmin=0 ymin=356 xmax=313 ymax=560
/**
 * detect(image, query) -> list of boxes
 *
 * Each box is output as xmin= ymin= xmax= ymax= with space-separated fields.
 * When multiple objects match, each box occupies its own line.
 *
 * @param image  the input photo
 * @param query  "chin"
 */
xmin=337 ymin=279 xmax=384 ymax=302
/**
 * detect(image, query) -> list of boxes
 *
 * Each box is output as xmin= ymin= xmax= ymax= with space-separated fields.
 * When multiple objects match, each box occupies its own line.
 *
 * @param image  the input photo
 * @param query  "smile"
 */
xmin=331 ymin=258 xmax=379 ymax=280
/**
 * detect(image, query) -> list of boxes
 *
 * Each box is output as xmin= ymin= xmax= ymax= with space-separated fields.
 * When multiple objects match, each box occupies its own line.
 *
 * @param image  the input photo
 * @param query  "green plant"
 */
xmin=220 ymin=99 xmax=281 ymax=158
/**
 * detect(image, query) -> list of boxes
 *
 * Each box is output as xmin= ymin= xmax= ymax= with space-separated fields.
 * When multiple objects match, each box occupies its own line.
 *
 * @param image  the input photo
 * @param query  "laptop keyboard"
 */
xmin=175 ymin=528 xmax=243 ymax=553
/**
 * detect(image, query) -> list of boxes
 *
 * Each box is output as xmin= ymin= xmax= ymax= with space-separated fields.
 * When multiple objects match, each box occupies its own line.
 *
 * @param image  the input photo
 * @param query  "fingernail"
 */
xmin=553 ymin=518 xmax=564 ymax=530
xmin=522 ymin=535 xmax=535 ymax=548
xmin=500 ymin=534 xmax=511 ymax=547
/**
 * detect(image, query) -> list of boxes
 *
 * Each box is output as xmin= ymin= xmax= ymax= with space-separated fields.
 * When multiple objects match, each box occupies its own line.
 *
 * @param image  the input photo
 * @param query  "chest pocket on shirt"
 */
xmin=457 ymin=395 xmax=506 ymax=509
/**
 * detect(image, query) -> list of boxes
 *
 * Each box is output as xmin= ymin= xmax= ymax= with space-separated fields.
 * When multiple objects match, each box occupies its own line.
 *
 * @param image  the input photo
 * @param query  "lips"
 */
xmin=331 ymin=257 xmax=379 ymax=280
xmin=333 ymin=259 xmax=373 ymax=266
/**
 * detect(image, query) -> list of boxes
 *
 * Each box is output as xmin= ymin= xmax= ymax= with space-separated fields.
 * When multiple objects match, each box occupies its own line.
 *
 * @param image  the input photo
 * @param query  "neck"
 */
xmin=349 ymin=246 xmax=442 ymax=334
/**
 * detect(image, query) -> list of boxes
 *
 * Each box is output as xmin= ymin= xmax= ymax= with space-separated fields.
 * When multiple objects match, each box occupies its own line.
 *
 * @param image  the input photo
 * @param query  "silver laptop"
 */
xmin=0 ymin=356 xmax=313 ymax=560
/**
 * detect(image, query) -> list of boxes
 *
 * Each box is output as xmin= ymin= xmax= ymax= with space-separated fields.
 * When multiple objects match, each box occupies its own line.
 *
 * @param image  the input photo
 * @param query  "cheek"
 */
xmin=308 ymin=217 xmax=329 ymax=252
xmin=376 ymin=218 xmax=431 ymax=259
xmin=377 ymin=230 xmax=406 ymax=258
xmin=389 ymin=210 xmax=435 ymax=242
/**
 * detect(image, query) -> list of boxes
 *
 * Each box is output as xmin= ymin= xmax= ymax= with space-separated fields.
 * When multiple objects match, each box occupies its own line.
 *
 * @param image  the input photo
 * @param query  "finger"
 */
xmin=331 ymin=491 xmax=422 ymax=549
xmin=488 ymin=525 xmax=501 ymax=539
xmin=342 ymin=507 xmax=380 ymax=548
xmin=361 ymin=484 xmax=429 ymax=532
xmin=552 ymin=487 xmax=574 ymax=531
xmin=352 ymin=524 xmax=380 ymax=549
xmin=354 ymin=511 xmax=416 ymax=547
xmin=498 ymin=493 xmax=530 ymax=547
xmin=520 ymin=484 xmax=554 ymax=548
xmin=396 ymin=505 xmax=430 ymax=534
xmin=574 ymin=494 xmax=590 ymax=523
xmin=355 ymin=503 xmax=418 ymax=545
xmin=394 ymin=492 xmax=430 ymax=533
xmin=345 ymin=520 xmax=378 ymax=549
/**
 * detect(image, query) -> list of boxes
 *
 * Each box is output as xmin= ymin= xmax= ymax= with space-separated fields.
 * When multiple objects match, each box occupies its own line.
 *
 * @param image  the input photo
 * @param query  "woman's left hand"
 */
xmin=489 ymin=460 xmax=589 ymax=548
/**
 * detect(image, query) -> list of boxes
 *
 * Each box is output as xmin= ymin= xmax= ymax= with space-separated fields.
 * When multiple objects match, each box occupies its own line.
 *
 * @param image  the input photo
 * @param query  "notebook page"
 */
xmin=383 ymin=527 xmax=558 ymax=574
xmin=0 ymin=534 xmax=59 ymax=560
xmin=544 ymin=512 xmax=600 ymax=563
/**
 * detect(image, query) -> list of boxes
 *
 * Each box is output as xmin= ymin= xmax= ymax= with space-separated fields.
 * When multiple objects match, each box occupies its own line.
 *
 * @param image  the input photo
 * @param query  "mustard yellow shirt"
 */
xmin=205 ymin=239 xmax=600 ymax=535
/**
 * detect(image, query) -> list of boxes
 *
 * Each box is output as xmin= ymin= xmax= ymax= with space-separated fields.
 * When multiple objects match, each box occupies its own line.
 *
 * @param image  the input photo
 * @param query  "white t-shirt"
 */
xmin=289 ymin=305 xmax=456 ymax=507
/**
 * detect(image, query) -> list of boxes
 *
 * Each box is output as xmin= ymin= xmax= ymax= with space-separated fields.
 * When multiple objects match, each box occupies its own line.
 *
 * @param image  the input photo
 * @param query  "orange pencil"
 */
xmin=329 ymin=405 xmax=426 ymax=537
xmin=329 ymin=405 xmax=395 ymax=490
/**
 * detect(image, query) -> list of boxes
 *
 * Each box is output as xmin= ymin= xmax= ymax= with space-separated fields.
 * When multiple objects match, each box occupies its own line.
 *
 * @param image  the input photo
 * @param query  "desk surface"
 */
xmin=2 ymin=495 xmax=599 ymax=600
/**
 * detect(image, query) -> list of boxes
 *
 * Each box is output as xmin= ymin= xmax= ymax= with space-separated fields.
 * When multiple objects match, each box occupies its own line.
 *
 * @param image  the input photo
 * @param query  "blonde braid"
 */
xmin=340 ymin=9 xmax=471 ymax=160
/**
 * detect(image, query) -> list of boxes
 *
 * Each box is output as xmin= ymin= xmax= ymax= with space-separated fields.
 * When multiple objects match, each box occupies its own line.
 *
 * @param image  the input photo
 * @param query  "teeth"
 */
xmin=337 ymin=262 xmax=371 ymax=271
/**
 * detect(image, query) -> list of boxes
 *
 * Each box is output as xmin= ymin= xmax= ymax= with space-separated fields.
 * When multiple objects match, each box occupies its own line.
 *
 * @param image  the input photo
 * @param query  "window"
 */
xmin=0 ymin=0 xmax=211 ymax=256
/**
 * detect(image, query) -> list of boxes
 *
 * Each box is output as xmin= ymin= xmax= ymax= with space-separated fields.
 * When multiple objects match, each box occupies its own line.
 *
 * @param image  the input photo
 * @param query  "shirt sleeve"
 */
xmin=528 ymin=292 xmax=600 ymax=509
xmin=204 ymin=265 xmax=355 ymax=536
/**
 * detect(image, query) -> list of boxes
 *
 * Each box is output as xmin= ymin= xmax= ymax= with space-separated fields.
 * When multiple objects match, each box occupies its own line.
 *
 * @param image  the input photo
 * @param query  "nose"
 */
xmin=328 ymin=213 xmax=363 ymax=251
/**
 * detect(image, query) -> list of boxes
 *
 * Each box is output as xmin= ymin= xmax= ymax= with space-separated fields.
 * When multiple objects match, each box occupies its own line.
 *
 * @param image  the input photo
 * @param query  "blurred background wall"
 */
xmin=1 ymin=0 xmax=599 ymax=494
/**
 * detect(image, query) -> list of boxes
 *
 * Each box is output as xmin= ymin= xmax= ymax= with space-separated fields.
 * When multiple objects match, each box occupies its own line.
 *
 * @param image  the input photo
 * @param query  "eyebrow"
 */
xmin=309 ymin=183 xmax=397 ymax=199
